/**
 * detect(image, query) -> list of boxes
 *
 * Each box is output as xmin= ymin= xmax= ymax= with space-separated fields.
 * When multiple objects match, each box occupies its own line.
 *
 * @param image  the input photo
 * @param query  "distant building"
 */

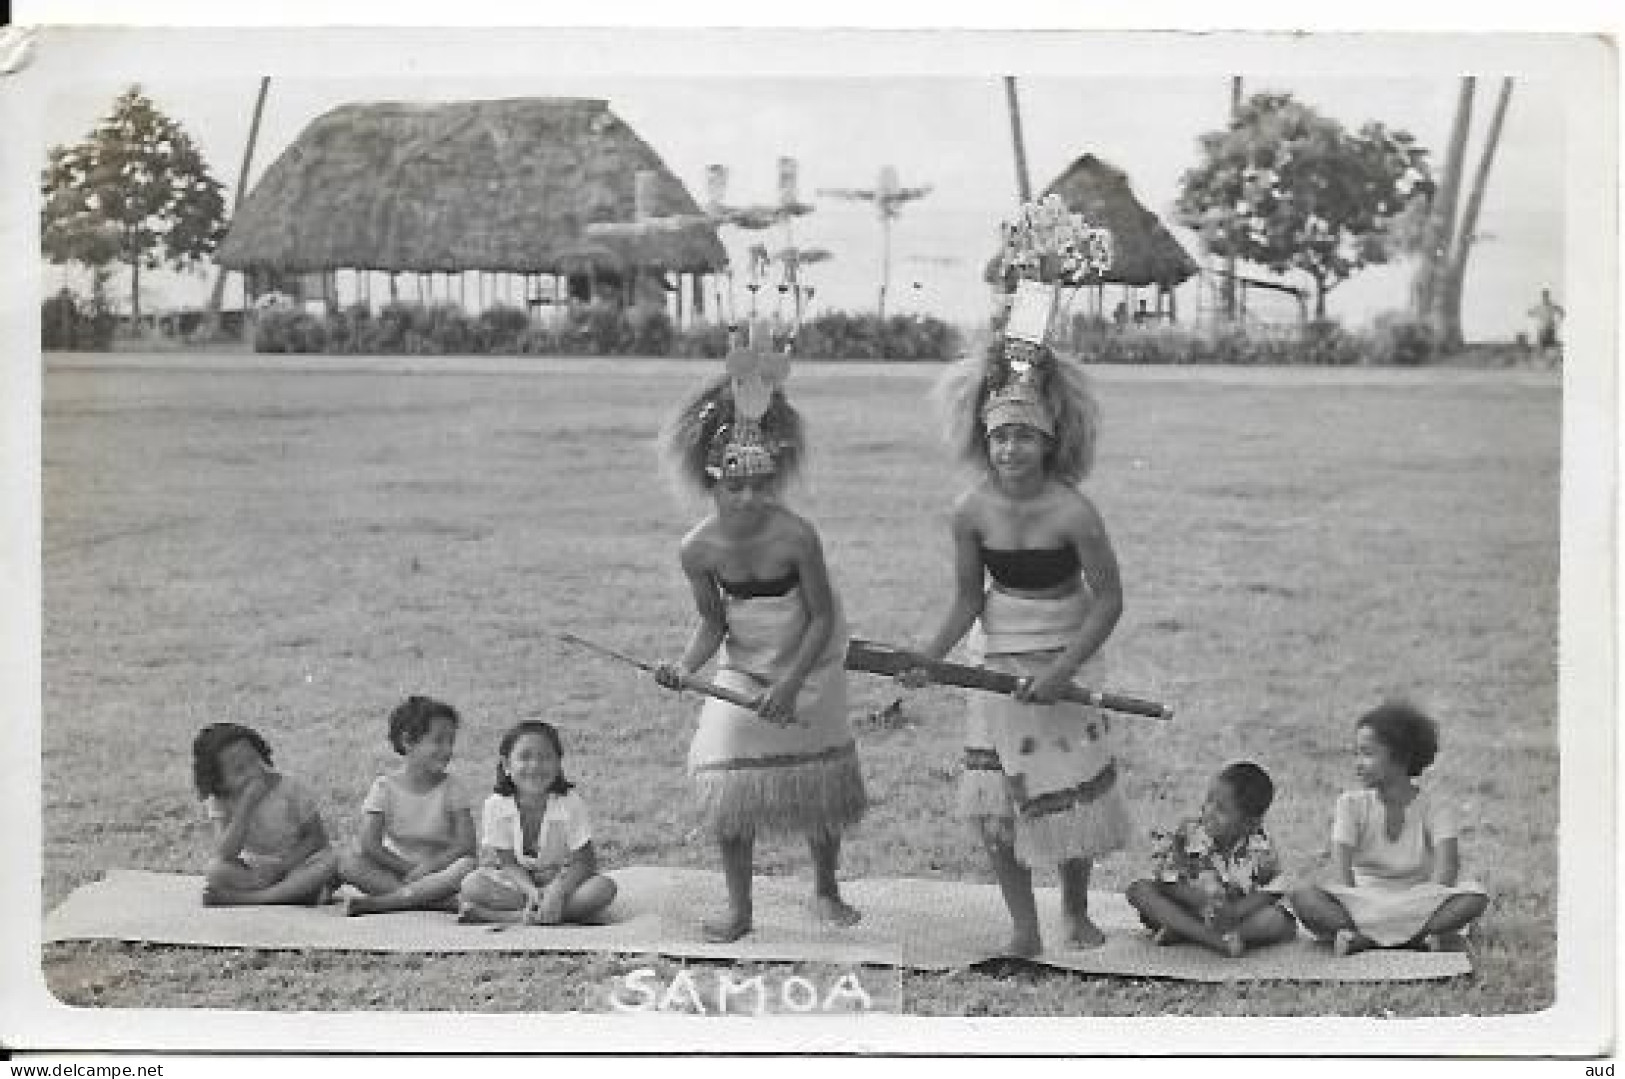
xmin=215 ymin=97 xmax=728 ymax=323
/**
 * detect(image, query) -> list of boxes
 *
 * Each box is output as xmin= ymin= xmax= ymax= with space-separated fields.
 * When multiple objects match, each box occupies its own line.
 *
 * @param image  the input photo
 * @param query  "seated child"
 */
xmin=192 ymin=722 xmax=339 ymax=906
xmin=339 ymin=695 xmax=477 ymax=916
xmin=456 ymin=721 xmax=617 ymax=925
xmin=1291 ymin=702 xmax=1488 ymax=955
xmin=1126 ymin=761 xmax=1297 ymax=958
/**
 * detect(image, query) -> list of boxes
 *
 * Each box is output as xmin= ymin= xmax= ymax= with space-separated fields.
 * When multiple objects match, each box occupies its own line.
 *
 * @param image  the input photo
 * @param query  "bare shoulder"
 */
xmin=1054 ymin=483 xmax=1109 ymax=536
xmin=677 ymin=518 xmax=724 ymax=572
xmin=951 ymin=483 xmax=996 ymax=533
xmin=771 ymin=506 xmax=825 ymax=555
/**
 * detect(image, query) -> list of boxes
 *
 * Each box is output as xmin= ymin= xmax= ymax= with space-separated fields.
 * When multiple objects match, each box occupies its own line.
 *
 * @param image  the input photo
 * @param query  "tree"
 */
xmin=1003 ymin=77 xmax=1033 ymax=204
xmin=1176 ymin=92 xmax=1432 ymax=320
xmin=1409 ymin=77 xmax=1514 ymax=351
xmin=205 ymin=76 xmax=272 ymax=337
xmin=41 ymin=85 xmax=227 ymax=326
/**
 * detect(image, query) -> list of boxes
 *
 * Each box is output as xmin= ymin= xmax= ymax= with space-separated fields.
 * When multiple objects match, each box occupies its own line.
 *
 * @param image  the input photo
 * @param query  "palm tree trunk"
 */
xmin=1415 ymin=77 xmax=1474 ymax=329
xmin=878 ymin=212 xmax=891 ymax=322
xmin=206 ymin=77 xmax=271 ymax=337
xmin=1440 ymin=78 xmax=1514 ymax=352
xmin=1003 ymin=77 xmax=1032 ymax=204
xmin=1224 ymin=77 xmax=1242 ymax=320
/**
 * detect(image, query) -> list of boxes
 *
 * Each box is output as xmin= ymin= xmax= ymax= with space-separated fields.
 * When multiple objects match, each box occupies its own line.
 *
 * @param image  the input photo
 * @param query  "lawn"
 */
xmin=38 ymin=355 xmax=1560 ymax=1019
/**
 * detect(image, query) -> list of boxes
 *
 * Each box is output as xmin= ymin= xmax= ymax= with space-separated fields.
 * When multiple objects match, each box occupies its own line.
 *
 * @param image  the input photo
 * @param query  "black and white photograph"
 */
xmin=1 ymin=17 xmax=1614 ymax=1060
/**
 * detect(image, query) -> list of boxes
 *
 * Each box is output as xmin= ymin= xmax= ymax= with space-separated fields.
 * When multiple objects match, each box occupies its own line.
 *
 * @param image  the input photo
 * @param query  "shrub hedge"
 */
xmin=41 ymin=290 xmax=115 ymax=351
xmin=249 ymin=303 xmax=1440 ymax=366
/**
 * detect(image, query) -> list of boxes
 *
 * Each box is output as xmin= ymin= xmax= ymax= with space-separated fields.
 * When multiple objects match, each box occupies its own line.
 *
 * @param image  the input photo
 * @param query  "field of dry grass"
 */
xmin=39 ymin=355 xmax=1560 ymax=1019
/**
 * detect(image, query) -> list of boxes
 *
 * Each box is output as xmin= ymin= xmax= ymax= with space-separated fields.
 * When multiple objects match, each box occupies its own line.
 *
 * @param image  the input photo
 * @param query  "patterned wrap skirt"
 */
xmin=960 ymin=589 xmax=1132 ymax=867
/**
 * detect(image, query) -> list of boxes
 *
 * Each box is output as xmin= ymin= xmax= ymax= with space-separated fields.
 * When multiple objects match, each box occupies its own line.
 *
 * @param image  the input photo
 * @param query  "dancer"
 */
xmin=339 ymin=695 xmax=476 ymax=916
xmin=456 ymin=720 xmax=617 ymax=925
xmin=1291 ymin=702 xmax=1488 ymax=955
xmin=654 ymin=318 xmax=867 ymax=942
xmin=902 ymin=196 xmax=1128 ymax=955
xmin=191 ymin=722 xmax=338 ymax=907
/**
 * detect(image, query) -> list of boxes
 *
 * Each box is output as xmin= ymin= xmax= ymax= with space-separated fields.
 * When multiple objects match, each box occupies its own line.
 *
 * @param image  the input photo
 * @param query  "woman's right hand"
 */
xmin=893 ymin=651 xmax=935 ymax=690
xmin=653 ymin=661 xmax=686 ymax=691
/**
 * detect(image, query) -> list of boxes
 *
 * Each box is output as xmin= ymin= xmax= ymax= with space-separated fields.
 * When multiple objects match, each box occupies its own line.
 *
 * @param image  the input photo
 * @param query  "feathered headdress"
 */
xmin=935 ymin=195 xmax=1112 ymax=484
xmin=660 ymin=317 xmax=804 ymax=498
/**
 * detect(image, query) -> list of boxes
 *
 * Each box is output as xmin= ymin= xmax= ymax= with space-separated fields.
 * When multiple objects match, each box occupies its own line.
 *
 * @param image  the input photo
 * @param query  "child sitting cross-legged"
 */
xmin=339 ymin=695 xmax=477 ymax=916
xmin=1126 ymin=761 xmax=1298 ymax=958
xmin=456 ymin=721 xmax=617 ymax=926
xmin=192 ymin=722 xmax=339 ymax=907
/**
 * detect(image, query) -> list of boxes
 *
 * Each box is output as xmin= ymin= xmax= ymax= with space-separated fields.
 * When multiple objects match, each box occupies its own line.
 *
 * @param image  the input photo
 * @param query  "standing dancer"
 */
xmin=903 ymin=197 xmax=1129 ymax=955
xmin=654 ymin=318 xmax=867 ymax=943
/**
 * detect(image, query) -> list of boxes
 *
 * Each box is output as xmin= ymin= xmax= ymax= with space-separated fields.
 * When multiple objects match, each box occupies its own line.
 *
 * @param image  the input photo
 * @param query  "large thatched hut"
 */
xmin=987 ymin=153 xmax=1198 ymax=323
xmin=215 ymin=97 xmax=728 ymax=321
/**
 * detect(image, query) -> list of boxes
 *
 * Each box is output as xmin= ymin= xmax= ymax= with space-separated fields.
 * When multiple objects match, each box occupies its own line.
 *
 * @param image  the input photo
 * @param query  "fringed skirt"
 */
xmin=959 ymin=651 xmax=1132 ymax=868
xmin=688 ymin=664 xmax=868 ymax=840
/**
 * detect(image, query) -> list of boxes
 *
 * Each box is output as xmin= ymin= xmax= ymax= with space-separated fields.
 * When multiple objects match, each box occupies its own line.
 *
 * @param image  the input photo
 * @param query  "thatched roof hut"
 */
xmin=216 ymin=97 xmax=727 ymax=277
xmin=986 ymin=154 xmax=1198 ymax=288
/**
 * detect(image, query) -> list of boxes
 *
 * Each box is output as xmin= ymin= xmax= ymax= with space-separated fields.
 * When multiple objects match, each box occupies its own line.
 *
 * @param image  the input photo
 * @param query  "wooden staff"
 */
xmin=845 ymin=637 xmax=1173 ymax=720
xmin=557 ymin=632 xmax=799 ymax=724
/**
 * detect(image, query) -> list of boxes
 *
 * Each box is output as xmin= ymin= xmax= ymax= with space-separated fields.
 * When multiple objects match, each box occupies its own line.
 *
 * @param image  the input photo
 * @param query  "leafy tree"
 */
xmin=1176 ymin=92 xmax=1432 ymax=319
xmin=41 ymin=86 xmax=227 ymax=326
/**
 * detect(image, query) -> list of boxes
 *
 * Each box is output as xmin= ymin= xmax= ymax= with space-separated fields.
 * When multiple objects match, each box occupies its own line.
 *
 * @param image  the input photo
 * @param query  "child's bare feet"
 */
xmin=702 ymin=910 xmax=753 ymax=943
xmin=1332 ymin=929 xmax=1373 ymax=957
xmin=1066 ymin=915 xmax=1106 ymax=950
xmin=1427 ymin=932 xmax=1467 ymax=953
xmin=812 ymin=894 xmax=861 ymax=928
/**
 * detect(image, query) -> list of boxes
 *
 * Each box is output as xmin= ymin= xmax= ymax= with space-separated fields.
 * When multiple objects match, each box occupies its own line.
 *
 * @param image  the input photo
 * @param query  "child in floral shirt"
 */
xmin=1125 ymin=761 xmax=1297 ymax=958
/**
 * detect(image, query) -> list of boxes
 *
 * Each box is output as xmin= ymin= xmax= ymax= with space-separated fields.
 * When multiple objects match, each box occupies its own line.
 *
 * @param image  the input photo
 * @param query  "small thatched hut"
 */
xmin=987 ymin=153 xmax=1198 ymax=322
xmin=216 ymin=97 xmax=728 ymax=319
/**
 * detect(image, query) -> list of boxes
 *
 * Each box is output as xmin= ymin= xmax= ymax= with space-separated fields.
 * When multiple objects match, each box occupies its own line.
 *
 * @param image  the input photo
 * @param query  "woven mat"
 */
xmin=43 ymin=867 xmax=1471 ymax=982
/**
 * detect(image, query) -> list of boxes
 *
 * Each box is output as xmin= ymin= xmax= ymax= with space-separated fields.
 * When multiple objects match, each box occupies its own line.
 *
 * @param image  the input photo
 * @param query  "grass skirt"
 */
xmin=689 ymin=663 xmax=868 ymax=841
xmin=959 ymin=649 xmax=1131 ymax=867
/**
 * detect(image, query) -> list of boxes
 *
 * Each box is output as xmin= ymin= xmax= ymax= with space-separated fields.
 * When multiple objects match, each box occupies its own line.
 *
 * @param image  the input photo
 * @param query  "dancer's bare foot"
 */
xmin=812 ymin=894 xmax=861 ymax=928
xmin=1003 ymin=930 xmax=1043 ymax=958
xmin=1066 ymin=914 xmax=1106 ymax=950
xmin=702 ymin=910 xmax=753 ymax=943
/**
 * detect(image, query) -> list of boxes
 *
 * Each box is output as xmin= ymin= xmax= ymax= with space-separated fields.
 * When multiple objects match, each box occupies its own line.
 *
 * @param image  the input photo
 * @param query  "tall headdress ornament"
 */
xmin=704 ymin=318 xmax=792 ymax=481
xmin=982 ymin=195 xmax=1113 ymax=436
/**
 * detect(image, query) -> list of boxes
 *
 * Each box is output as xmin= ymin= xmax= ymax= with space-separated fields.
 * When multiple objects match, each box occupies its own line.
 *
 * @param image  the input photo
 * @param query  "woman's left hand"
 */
xmin=757 ymin=678 xmax=803 ymax=725
xmin=1014 ymin=661 xmax=1074 ymax=704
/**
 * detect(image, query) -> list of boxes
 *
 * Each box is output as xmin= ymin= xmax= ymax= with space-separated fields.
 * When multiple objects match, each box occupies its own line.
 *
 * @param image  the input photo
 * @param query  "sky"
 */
xmin=35 ymin=39 xmax=1571 ymax=341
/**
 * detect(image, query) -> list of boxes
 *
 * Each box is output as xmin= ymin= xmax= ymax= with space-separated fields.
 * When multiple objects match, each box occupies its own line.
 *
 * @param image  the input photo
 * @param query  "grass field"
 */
xmin=39 ymin=355 xmax=1560 ymax=1018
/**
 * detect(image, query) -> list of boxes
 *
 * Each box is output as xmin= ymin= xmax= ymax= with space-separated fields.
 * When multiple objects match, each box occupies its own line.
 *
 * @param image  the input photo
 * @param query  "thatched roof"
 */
xmin=216 ymin=98 xmax=727 ymax=276
xmin=986 ymin=154 xmax=1198 ymax=288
